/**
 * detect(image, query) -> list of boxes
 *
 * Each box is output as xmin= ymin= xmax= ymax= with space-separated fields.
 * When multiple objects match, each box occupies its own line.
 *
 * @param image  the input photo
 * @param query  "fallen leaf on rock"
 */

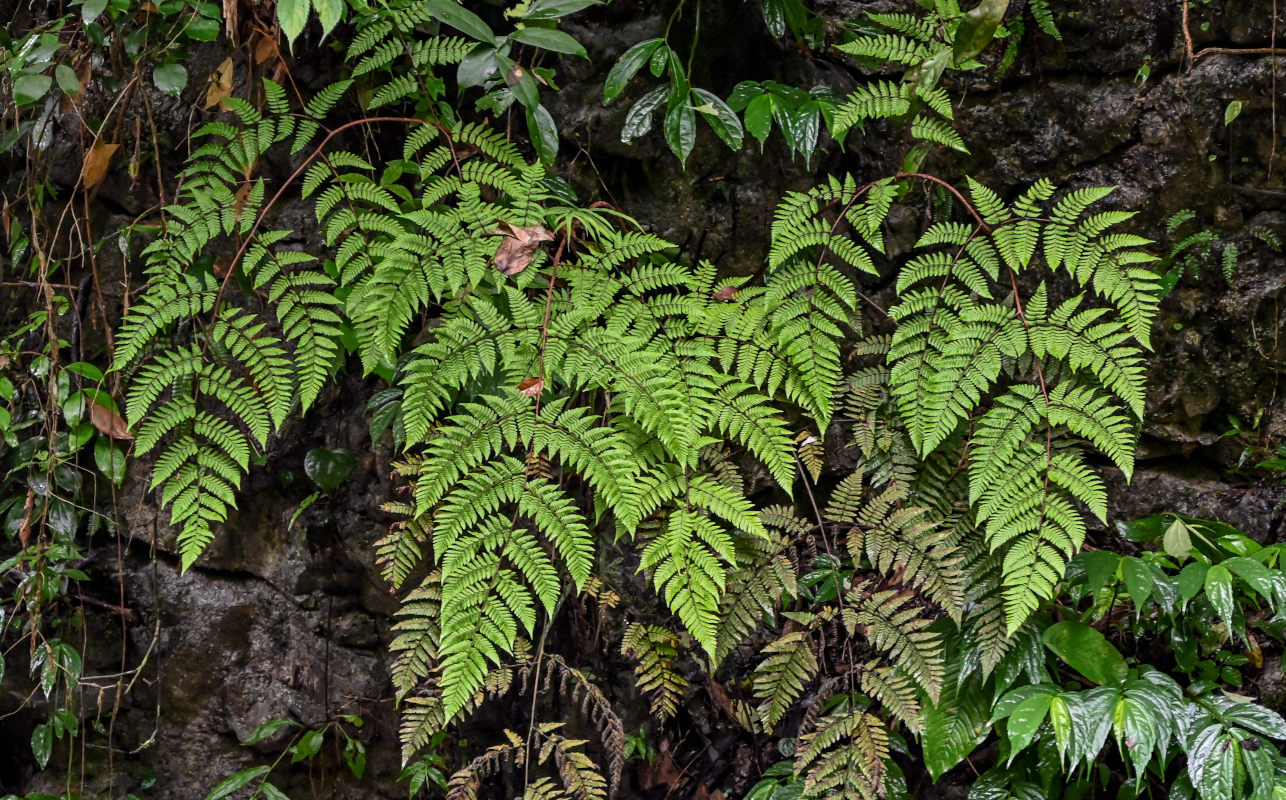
xmin=204 ymin=57 xmax=234 ymax=109
xmin=89 ymin=399 xmax=134 ymax=441
xmin=491 ymin=221 xmax=554 ymax=275
xmin=82 ymin=141 xmax=120 ymax=189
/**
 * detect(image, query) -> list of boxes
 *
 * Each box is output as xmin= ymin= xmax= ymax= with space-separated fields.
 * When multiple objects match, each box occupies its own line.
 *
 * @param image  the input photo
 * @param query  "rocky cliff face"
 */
xmin=3 ymin=1 xmax=1285 ymax=797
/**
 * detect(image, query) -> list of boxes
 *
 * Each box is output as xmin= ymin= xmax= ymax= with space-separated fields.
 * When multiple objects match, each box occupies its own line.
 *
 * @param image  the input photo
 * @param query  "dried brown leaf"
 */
xmin=82 ymin=142 xmax=120 ymax=190
xmin=89 ymin=399 xmax=134 ymax=441
xmin=204 ymin=57 xmax=235 ymax=110
xmin=518 ymin=377 xmax=545 ymax=397
xmin=712 ymin=285 xmax=738 ymax=301
xmin=223 ymin=0 xmax=239 ymax=43
xmin=491 ymin=222 xmax=554 ymax=276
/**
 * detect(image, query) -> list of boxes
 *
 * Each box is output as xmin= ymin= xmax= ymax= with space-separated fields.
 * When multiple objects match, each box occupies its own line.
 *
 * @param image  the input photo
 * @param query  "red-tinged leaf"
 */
xmin=518 ymin=377 xmax=545 ymax=397
xmin=88 ymin=399 xmax=134 ymax=441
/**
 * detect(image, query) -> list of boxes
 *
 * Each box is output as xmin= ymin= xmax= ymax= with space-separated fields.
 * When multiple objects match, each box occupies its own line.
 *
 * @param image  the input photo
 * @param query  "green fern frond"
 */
xmin=621 ymin=623 xmax=688 ymax=719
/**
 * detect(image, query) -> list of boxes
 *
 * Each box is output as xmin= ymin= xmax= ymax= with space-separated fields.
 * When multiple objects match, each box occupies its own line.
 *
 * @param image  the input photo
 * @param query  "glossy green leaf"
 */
xmin=1223 ymin=556 xmax=1276 ymax=602
xmin=1122 ymin=556 xmax=1154 ymax=608
xmin=457 ymin=45 xmax=499 ymax=88
xmin=292 ymin=729 xmax=325 ymax=763
xmin=745 ymin=93 xmax=774 ymax=149
xmin=205 ymin=766 xmax=273 ymax=800
xmin=621 ymin=85 xmax=668 ymax=142
xmin=1188 ymin=724 xmax=1234 ymax=800
xmin=1221 ymin=703 xmax=1286 ymax=738
xmin=304 ymin=447 xmax=355 ymax=493
xmin=94 ymin=438 xmax=127 ymax=485
xmin=1113 ymin=696 xmax=1158 ymax=781
xmin=1204 ymin=564 xmax=1235 ymax=624
xmin=426 ymin=0 xmax=497 ymax=43
xmin=153 ymin=63 xmax=188 ymax=96
xmin=31 ymin=723 xmax=52 ymax=768
xmin=1042 ymin=621 xmax=1127 ymax=685
xmin=1004 ymin=693 xmax=1052 ymax=762
xmin=510 ymin=27 xmax=587 ymax=58
xmin=81 ymin=0 xmax=108 ymax=23
xmin=260 ymin=783 xmax=291 ymax=800
xmin=692 ymin=88 xmax=744 ymax=150
xmin=953 ymin=0 xmax=1008 ymax=65
xmin=921 ymin=677 xmax=991 ymax=780
xmin=1178 ymin=561 xmax=1209 ymax=606
xmin=605 ymin=39 xmax=663 ymax=101
xmin=524 ymin=0 xmax=601 ymax=20
xmin=526 ymin=104 xmax=559 ymax=164
xmin=55 ymin=64 xmax=79 ymax=97
xmin=240 ymin=717 xmax=299 ymax=745
xmin=14 ymin=73 xmax=53 ymax=105
xmin=663 ymin=89 xmax=696 ymax=166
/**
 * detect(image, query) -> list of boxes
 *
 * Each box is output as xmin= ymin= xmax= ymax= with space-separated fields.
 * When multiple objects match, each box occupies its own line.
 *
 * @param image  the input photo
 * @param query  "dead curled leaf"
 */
xmin=491 ymin=221 xmax=554 ymax=276
xmin=518 ymin=377 xmax=545 ymax=397
xmin=204 ymin=57 xmax=234 ymax=110
xmin=88 ymin=399 xmax=134 ymax=441
xmin=81 ymin=141 xmax=121 ymax=190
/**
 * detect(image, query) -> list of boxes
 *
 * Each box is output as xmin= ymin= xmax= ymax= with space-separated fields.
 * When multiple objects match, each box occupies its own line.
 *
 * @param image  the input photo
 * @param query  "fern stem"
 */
xmin=895 ymin=173 xmax=990 ymax=232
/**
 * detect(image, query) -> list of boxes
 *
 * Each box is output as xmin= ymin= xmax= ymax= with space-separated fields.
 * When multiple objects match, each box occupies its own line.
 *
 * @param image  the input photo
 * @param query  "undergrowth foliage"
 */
xmin=109 ymin=1 xmax=1155 ymax=798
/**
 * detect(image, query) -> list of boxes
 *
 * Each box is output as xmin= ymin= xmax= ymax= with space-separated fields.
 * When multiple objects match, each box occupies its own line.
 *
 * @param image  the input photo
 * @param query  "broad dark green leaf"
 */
xmin=14 ymin=73 xmax=53 ymax=105
xmin=1042 ymin=621 xmax=1127 ymax=685
xmin=277 ymin=0 xmax=308 ymax=47
xmin=510 ymin=27 xmax=587 ymax=58
xmin=604 ymin=39 xmax=663 ymax=101
xmin=291 ymin=729 xmax=325 ymax=763
xmin=621 ymin=85 xmax=669 ymax=142
xmin=1113 ymin=696 xmax=1158 ymax=781
xmin=921 ymin=676 xmax=991 ymax=780
xmin=1223 ymin=556 xmax=1275 ymax=601
xmin=93 ymin=438 xmax=126 ymax=485
xmin=240 ymin=717 xmax=300 ymax=745
xmin=153 ymin=63 xmax=188 ymax=96
xmin=31 ymin=722 xmax=52 ymax=768
xmin=1204 ymin=564 xmax=1235 ymax=623
xmin=426 ymin=0 xmax=497 ymax=43
xmin=1121 ymin=556 xmax=1154 ymax=608
xmin=1062 ymin=686 xmax=1116 ymax=766
xmin=81 ymin=0 xmax=108 ymax=23
xmin=745 ymin=93 xmax=774 ymax=149
xmin=1221 ymin=703 xmax=1286 ymax=738
xmin=692 ymin=88 xmax=744 ymax=150
xmin=761 ymin=0 xmax=787 ymax=37
xmin=260 ymin=783 xmax=291 ymax=800
xmin=1074 ymin=549 xmax=1121 ymax=594
xmin=1178 ymin=561 xmax=1209 ymax=606
xmin=1187 ymin=724 xmax=1234 ymax=800
xmin=526 ymin=104 xmax=559 ymax=164
xmin=304 ymin=447 xmax=355 ymax=493
xmin=205 ymin=766 xmax=273 ymax=800
xmin=663 ymin=89 xmax=696 ymax=166
xmin=1004 ymin=693 xmax=1052 ymax=761
xmin=55 ymin=64 xmax=79 ymax=97
xmin=953 ymin=0 xmax=1009 ymax=65
xmin=524 ymin=0 xmax=601 ymax=20
xmin=457 ymin=45 xmax=499 ymax=88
